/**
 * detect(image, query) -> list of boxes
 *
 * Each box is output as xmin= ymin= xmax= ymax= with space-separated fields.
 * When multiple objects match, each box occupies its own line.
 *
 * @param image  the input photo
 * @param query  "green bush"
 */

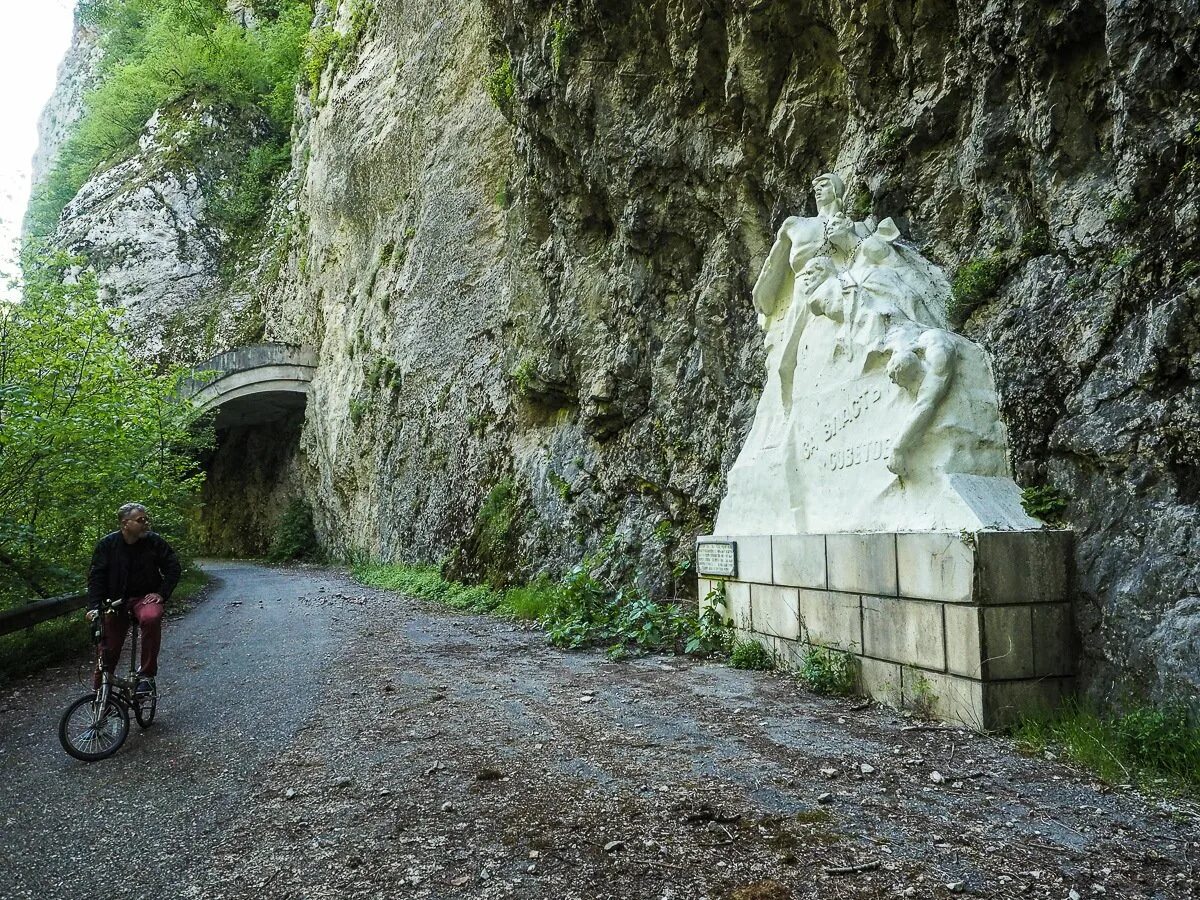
xmin=477 ymin=479 xmax=517 ymax=564
xmin=304 ymin=25 xmax=341 ymax=93
xmin=799 ymin=646 xmax=857 ymax=695
xmin=1015 ymin=701 xmax=1200 ymax=792
xmin=1107 ymin=196 xmax=1135 ymax=226
xmin=510 ymin=356 xmax=538 ymax=396
xmin=267 ymin=498 xmax=321 ymax=562
xmin=1018 ymin=226 xmax=1051 ymax=256
xmin=948 ymin=255 xmax=1007 ymax=326
xmin=485 ymin=55 xmax=516 ymax=110
xmin=1113 ymin=705 xmax=1199 ymax=775
xmin=208 ymin=141 xmax=292 ymax=235
xmin=499 ymin=577 xmax=559 ymax=621
xmin=0 ymin=249 xmax=209 ymax=607
xmin=1020 ymin=484 xmax=1069 ymax=524
xmin=550 ymin=19 xmax=575 ymax=73
xmin=730 ymin=638 xmax=775 ymax=670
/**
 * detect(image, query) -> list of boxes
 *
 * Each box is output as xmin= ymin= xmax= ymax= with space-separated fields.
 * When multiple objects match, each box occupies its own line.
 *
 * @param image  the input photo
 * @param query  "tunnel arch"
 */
xmin=184 ymin=344 xmax=317 ymax=428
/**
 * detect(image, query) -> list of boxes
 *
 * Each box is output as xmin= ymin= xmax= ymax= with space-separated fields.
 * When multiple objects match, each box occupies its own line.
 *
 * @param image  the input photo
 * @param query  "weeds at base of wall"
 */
xmin=799 ymin=646 xmax=857 ymax=695
xmin=730 ymin=638 xmax=775 ymax=671
xmin=905 ymin=673 xmax=938 ymax=719
xmin=352 ymin=558 xmax=733 ymax=660
xmin=1014 ymin=700 xmax=1200 ymax=795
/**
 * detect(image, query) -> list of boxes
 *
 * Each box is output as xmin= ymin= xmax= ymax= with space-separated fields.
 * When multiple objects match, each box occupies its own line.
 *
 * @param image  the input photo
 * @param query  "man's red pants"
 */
xmin=93 ymin=595 xmax=164 ymax=689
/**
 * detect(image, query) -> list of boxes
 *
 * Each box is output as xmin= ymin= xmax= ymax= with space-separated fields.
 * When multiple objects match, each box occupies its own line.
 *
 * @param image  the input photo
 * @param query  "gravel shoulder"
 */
xmin=0 ymin=561 xmax=1196 ymax=899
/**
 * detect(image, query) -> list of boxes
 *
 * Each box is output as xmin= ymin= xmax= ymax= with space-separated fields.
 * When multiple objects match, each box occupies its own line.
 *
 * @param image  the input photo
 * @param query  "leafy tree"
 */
xmin=0 ymin=251 xmax=211 ymax=606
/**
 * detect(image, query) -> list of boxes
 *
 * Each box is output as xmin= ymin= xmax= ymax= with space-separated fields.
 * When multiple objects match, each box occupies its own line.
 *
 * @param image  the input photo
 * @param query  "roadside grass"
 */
xmin=0 ymin=566 xmax=211 ymax=686
xmin=1014 ymin=700 xmax=1200 ymax=795
xmin=352 ymin=563 xmax=506 ymax=613
xmin=351 ymin=561 xmax=730 ymax=659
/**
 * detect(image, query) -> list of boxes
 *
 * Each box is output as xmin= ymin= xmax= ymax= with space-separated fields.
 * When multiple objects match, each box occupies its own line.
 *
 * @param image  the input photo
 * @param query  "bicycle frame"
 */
xmin=94 ymin=599 xmax=142 ymax=708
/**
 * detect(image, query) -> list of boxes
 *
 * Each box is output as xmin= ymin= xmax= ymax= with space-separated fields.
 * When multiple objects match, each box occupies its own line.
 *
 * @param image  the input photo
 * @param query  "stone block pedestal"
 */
xmin=697 ymin=530 xmax=1075 ymax=730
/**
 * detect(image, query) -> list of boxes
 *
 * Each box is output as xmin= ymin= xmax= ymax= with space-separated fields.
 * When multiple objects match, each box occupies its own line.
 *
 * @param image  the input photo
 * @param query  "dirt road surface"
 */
xmin=0 ymin=561 xmax=1196 ymax=899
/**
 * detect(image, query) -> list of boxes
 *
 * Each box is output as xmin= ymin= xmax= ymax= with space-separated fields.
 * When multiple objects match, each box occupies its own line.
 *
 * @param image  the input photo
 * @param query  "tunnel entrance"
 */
xmin=197 ymin=398 xmax=307 ymax=557
xmin=184 ymin=345 xmax=316 ymax=557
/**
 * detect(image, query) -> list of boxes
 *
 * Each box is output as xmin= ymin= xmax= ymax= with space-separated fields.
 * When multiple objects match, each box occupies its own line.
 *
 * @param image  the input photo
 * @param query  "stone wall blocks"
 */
xmin=772 ymin=534 xmax=827 ymax=588
xmin=859 ymin=657 xmax=902 ymax=708
xmin=750 ymin=584 xmax=800 ymax=641
xmin=827 ymin=533 xmax=898 ymax=596
xmin=981 ymin=606 xmax=1036 ymax=680
xmin=724 ymin=581 xmax=752 ymax=632
xmin=901 ymin=668 xmax=986 ymax=730
xmin=773 ymin=636 xmax=807 ymax=669
xmin=944 ymin=604 xmax=983 ymax=679
xmin=1032 ymin=603 xmax=1077 ymax=677
xmin=862 ymin=595 xmax=945 ymax=671
xmin=976 ymin=530 xmax=1073 ymax=604
xmin=896 ymin=532 xmax=975 ymax=602
xmin=983 ymin=678 xmax=1074 ymax=731
xmin=715 ymin=535 xmax=773 ymax=584
xmin=797 ymin=589 xmax=862 ymax=651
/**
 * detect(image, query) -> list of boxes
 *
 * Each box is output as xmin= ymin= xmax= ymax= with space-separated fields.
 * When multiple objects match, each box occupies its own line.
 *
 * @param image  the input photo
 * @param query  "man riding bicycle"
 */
xmin=87 ymin=503 xmax=181 ymax=697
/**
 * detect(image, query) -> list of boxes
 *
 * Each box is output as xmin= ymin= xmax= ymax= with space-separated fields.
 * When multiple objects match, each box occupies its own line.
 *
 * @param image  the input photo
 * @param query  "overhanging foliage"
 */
xmin=0 ymin=251 xmax=211 ymax=605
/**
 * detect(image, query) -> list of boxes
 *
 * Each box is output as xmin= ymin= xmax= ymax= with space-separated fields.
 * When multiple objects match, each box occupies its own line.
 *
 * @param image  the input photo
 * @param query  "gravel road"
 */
xmin=0 ymin=561 xmax=1196 ymax=899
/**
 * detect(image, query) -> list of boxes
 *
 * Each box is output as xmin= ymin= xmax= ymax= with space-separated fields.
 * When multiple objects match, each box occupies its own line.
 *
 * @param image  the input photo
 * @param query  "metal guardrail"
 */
xmin=0 ymin=593 xmax=88 ymax=637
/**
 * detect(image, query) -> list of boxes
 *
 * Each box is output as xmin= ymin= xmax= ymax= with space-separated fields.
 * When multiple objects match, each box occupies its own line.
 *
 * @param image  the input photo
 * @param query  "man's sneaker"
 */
xmin=135 ymin=678 xmax=155 ymax=699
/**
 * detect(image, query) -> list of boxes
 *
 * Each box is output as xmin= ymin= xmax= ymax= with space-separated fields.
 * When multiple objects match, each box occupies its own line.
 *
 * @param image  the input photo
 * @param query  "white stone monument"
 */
xmin=716 ymin=172 xmax=1037 ymax=535
xmin=699 ymin=174 xmax=1074 ymax=729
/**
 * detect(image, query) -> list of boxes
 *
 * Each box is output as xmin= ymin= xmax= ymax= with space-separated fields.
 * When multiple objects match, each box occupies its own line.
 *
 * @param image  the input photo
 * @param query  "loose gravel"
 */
xmin=1 ymin=561 xmax=1196 ymax=899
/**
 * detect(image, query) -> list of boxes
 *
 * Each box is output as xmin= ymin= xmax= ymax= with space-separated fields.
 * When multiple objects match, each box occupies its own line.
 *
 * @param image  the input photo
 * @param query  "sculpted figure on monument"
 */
xmin=714 ymin=172 xmax=1037 ymax=535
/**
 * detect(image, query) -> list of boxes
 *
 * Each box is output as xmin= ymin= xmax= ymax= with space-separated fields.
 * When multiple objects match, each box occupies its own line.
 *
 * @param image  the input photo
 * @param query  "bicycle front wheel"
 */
xmin=59 ymin=693 xmax=129 ymax=761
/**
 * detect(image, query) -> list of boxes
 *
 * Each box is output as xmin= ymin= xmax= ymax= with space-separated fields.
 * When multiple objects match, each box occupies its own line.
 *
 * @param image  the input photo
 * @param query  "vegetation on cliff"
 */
xmin=26 ymin=0 xmax=312 ymax=242
xmin=0 ymin=251 xmax=210 ymax=609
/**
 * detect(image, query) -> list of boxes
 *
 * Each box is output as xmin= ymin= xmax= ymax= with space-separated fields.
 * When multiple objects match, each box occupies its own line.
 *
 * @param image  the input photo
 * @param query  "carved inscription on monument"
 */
xmin=800 ymin=385 xmax=892 ymax=471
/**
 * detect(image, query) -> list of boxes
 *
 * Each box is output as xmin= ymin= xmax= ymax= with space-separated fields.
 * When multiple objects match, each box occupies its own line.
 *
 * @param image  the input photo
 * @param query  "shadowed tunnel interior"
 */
xmin=198 ymin=400 xmax=307 ymax=557
xmin=188 ymin=346 xmax=315 ymax=557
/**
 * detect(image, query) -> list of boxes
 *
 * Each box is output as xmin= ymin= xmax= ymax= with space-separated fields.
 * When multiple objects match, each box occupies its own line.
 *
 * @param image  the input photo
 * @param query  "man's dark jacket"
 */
xmin=87 ymin=531 xmax=181 ymax=612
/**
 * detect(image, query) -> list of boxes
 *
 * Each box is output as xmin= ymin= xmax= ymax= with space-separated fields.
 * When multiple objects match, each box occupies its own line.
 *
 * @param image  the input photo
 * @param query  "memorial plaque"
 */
xmin=696 ymin=540 xmax=738 ymax=578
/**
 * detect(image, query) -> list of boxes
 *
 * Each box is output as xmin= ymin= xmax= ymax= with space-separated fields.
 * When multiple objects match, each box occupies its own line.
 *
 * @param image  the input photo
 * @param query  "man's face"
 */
xmin=813 ymin=177 xmax=838 ymax=206
xmin=121 ymin=511 xmax=152 ymax=542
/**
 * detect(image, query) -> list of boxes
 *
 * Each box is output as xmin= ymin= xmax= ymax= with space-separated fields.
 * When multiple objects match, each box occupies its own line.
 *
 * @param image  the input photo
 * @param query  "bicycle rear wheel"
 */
xmin=59 ymin=693 xmax=129 ymax=761
xmin=134 ymin=685 xmax=157 ymax=727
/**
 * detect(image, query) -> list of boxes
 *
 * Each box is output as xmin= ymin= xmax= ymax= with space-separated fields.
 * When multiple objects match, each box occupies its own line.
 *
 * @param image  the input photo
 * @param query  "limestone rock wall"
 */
xmin=52 ymin=101 xmax=271 ymax=363
xmin=30 ymin=20 xmax=102 ymax=189
xmin=40 ymin=0 xmax=1200 ymax=704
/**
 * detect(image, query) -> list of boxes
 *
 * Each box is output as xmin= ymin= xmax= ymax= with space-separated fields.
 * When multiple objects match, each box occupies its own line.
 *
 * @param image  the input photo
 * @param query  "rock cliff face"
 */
xmin=30 ymin=21 xmax=102 ymax=189
xmin=55 ymin=102 xmax=270 ymax=361
xmin=38 ymin=0 xmax=1200 ymax=704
